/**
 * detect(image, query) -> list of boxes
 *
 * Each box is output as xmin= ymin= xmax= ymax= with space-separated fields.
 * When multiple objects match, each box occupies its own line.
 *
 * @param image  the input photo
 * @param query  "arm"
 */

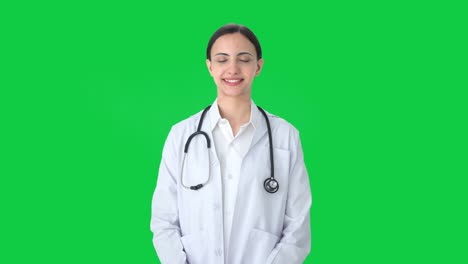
xmin=267 ymin=130 xmax=312 ymax=264
xmin=150 ymin=127 xmax=187 ymax=264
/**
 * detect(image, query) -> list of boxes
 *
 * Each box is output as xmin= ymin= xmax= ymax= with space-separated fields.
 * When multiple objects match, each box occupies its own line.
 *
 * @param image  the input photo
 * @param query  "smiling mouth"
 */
xmin=223 ymin=78 xmax=244 ymax=86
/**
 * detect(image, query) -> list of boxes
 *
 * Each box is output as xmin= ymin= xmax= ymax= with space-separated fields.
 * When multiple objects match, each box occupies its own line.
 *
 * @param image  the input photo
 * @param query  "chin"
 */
xmin=220 ymin=86 xmax=250 ymax=98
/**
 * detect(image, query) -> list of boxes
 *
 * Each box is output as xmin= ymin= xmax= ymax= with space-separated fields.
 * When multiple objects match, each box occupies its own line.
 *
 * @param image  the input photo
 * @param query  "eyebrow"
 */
xmin=214 ymin=52 xmax=254 ymax=57
xmin=237 ymin=52 xmax=253 ymax=56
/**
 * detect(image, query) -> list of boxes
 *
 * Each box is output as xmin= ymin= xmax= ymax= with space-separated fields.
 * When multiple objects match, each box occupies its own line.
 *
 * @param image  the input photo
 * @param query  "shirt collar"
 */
xmin=208 ymin=98 xmax=260 ymax=132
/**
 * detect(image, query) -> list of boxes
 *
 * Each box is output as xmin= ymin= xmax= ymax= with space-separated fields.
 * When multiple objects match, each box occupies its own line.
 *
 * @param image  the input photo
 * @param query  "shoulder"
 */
xmin=261 ymin=108 xmax=302 ymax=150
xmin=166 ymin=108 xmax=205 ymax=138
xmin=263 ymin=108 xmax=300 ymax=136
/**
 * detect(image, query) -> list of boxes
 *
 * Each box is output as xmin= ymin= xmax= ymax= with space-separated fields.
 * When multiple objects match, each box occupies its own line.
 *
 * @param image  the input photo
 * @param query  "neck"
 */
xmin=217 ymin=96 xmax=251 ymax=131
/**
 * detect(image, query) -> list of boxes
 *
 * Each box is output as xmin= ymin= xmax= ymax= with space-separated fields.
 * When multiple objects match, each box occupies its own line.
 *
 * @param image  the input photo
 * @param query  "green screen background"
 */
xmin=1 ymin=0 xmax=467 ymax=263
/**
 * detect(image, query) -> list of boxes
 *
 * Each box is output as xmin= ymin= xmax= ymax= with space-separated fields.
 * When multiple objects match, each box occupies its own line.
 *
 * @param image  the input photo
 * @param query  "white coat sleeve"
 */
xmin=150 ymin=127 xmax=187 ymax=264
xmin=267 ymin=130 xmax=312 ymax=264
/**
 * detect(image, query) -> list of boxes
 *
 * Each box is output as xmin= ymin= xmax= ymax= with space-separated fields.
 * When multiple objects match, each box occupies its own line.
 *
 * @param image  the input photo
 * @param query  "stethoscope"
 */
xmin=180 ymin=105 xmax=279 ymax=193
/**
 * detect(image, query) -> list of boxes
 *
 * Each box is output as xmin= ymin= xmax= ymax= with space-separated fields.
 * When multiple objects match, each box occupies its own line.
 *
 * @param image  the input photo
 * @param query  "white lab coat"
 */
xmin=151 ymin=105 xmax=312 ymax=264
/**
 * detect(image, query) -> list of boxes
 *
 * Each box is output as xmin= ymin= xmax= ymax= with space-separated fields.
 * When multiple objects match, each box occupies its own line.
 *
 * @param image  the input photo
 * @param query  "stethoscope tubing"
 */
xmin=181 ymin=105 xmax=279 ymax=193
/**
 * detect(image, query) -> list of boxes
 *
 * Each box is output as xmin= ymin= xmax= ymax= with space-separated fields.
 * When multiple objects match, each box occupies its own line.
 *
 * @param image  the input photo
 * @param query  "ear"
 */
xmin=255 ymin=58 xmax=264 ymax=76
xmin=206 ymin=59 xmax=213 ymax=76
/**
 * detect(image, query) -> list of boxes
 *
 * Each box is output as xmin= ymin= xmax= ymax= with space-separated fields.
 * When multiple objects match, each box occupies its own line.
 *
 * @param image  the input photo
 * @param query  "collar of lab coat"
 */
xmin=207 ymin=98 xmax=268 ymax=150
xmin=208 ymin=98 xmax=263 ymax=131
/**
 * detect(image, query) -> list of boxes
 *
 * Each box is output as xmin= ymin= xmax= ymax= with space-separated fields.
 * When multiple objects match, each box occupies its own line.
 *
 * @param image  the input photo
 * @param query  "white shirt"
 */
xmin=209 ymin=99 xmax=258 ymax=262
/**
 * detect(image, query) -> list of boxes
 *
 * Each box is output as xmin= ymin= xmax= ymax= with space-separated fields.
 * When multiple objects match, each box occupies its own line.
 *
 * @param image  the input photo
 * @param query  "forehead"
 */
xmin=211 ymin=33 xmax=256 ymax=55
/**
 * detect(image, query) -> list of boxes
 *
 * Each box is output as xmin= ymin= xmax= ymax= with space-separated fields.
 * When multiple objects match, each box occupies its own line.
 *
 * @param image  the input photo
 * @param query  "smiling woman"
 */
xmin=150 ymin=23 xmax=312 ymax=264
xmin=206 ymin=32 xmax=264 ymax=100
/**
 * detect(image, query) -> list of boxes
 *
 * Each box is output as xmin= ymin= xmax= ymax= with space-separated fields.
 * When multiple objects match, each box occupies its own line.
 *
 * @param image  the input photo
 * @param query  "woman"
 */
xmin=151 ymin=24 xmax=312 ymax=264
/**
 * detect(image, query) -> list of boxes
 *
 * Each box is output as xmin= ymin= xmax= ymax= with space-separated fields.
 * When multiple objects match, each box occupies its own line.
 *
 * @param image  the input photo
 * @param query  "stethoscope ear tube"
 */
xmin=180 ymin=151 xmax=212 ymax=191
xmin=184 ymin=131 xmax=211 ymax=153
xmin=190 ymin=184 xmax=204 ymax=190
xmin=181 ymin=106 xmax=213 ymax=191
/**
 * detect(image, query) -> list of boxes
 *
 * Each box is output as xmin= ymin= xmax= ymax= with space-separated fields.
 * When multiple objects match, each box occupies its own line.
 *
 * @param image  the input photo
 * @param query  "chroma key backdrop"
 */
xmin=1 ymin=0 xmax=466 ymax=263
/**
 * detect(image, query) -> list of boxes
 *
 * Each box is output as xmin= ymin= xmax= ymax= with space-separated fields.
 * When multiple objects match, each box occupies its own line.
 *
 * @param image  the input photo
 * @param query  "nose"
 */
xmin=227 ymin=61 xmax=240 ymax=75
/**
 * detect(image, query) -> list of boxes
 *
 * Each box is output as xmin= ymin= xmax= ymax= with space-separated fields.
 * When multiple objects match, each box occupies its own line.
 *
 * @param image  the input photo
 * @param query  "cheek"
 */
xmin=244 ymin=67 xmax=258 ymax=77
xmin=209 ymin=69 xmax=219 ymax=79
xmin=211 ymin=67 xmax=224 ymax=77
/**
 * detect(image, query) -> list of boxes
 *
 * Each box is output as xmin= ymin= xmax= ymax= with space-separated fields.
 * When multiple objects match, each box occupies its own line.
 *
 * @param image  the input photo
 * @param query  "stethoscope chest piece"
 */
xmin=264 ymin=177 xmax=279 ymax=193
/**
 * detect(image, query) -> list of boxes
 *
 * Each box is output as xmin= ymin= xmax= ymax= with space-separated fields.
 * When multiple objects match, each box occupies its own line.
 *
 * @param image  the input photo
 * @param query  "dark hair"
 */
xmin=206 ymin=23 xmax=262 ymax=60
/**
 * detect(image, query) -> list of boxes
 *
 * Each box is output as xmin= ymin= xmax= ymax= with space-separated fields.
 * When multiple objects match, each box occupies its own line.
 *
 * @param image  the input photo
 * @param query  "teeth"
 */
xmin=224 ymin=79 xmax=241 ymax=83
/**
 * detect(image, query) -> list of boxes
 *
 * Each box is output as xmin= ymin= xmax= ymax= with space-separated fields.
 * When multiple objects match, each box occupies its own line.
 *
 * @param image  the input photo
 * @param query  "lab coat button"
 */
xmin=213 ymin=203 xmax=221 ymax=210
xmin=215 ymin=248 xmax=222 ymax=256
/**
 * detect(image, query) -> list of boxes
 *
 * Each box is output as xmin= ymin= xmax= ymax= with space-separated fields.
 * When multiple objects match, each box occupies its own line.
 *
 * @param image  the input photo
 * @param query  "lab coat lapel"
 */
xmin=250 ymin=125 xmax=267 ymax=151
xmin=204 ymin=105 xmax=220 ymax=168
xmin=249 ymin=104 xmax=269 ymax=152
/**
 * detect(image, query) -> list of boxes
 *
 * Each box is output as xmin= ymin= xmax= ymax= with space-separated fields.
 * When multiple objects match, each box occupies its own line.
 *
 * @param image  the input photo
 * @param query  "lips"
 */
xmin=223 ymin=78 xmax=243 ymax=86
